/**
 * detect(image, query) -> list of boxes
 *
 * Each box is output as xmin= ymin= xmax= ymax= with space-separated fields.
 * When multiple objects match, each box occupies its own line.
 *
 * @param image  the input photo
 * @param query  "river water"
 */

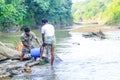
xmin=9 ymin=29 xmax=120 ymax=80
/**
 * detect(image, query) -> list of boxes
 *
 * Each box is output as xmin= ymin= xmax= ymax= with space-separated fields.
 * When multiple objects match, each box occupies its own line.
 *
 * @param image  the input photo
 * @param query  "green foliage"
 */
xmin=22 ymin=0 xmax=73 ymax=26
xmin=71 ymin=0 xmax=120 ymax=25
xmin=0 ymin=0 xmax=73 ymax=31
xmin=0 ymin=0 xmax=26 ymax=30
xmin=72 ymin=0 xmax=112 ymax=22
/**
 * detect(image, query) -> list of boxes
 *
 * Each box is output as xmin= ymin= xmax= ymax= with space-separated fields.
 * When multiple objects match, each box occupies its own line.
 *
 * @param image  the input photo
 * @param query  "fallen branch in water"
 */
xmin=25 ymin=57 xmax=49 ymax=67
xmin=0 ymin=58 xmax=48 ymax=78
xmin=0 ymin=57 xmax=9 ymax=62
xmin=82 ymin=30 xmax=106 ymax=39
xmin=0 ymin=41 xmax=62 ymax=78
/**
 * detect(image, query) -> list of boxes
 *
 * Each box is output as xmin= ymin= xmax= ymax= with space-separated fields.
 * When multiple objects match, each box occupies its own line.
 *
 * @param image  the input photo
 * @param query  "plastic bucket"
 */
xmin=30 ymin=48 xmax=41 ymax=57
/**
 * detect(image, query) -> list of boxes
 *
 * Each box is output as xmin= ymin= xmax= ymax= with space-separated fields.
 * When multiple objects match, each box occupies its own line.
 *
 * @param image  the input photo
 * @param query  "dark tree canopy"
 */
xmin=0 ymin=0 xmax=73 ymax=31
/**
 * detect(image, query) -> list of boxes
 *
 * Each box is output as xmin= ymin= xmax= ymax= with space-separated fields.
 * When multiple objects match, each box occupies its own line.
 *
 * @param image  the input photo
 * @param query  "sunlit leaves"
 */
xmin=72 ymin=0 xmax=112 ymax=22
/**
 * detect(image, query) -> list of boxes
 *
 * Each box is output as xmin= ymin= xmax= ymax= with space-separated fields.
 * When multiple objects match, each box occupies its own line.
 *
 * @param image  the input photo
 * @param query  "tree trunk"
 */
xmin=0 ymin=41 xmax=20 ymax=59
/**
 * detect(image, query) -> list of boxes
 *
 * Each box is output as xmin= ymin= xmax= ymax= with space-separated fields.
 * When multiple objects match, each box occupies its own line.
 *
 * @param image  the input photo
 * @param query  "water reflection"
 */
xmin=30 ymin=66 xmax=58 ymax=80
xmin=11 ymin=31 xmax=120 ymax=80
xmin=12 ymin=65 xmax=58 ymax=80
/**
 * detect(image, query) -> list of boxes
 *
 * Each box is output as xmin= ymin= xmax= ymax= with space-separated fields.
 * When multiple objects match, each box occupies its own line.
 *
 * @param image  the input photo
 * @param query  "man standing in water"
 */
xmin=20 ymin=27 xmax=41 ymax=61
xmin=40 ymin=19 xmax=56 ymax=65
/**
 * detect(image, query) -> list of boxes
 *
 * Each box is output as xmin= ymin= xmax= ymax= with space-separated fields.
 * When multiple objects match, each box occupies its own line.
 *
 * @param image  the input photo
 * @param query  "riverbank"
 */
xmin=71 ymin=25 xmax=119 ymax=32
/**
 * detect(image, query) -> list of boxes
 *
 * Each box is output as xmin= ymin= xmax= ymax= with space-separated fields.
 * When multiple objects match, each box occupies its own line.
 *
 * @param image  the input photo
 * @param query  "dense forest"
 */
xmin=72 ymin=0 xmax=120 ymax=25
xmin=0 ymin=0 xmax=73 ymax=31
xmin=1 ymin=0 xmax=120 ymax=31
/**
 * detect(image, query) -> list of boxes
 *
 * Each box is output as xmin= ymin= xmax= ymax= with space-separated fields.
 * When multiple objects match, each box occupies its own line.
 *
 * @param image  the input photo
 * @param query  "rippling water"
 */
xmin=9 ymin=30 xmax=120 ymax=80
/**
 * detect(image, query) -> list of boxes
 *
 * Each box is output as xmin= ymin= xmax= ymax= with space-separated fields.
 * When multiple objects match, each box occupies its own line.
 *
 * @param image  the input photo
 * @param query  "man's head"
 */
xmin=42 ymin=19 xmax=48 ymax=25
xmin=24 ymin=27 xmax=30 ymax=36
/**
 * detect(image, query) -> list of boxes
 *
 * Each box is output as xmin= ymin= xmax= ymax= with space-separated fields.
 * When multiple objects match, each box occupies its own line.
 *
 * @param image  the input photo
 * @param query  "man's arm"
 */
xmin=31 ymin=32 xmax=41 ymax=47
xmin=42 ymin=33 xmax=45 ymax=43
xmin=35 ymin=38 xmax=42 ymax=47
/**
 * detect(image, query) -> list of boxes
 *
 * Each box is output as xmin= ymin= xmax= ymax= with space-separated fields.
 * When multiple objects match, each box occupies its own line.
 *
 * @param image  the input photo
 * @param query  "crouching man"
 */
xmin=20 ymin=27 xmax=41 ymax=61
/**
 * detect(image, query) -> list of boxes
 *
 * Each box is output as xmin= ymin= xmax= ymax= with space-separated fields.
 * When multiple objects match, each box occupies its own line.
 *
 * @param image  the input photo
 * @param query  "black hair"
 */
xmin=42 ymin=19 xmax=48 ymax=24
xmin=24 ymin=27 xmax=30 ymax=32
